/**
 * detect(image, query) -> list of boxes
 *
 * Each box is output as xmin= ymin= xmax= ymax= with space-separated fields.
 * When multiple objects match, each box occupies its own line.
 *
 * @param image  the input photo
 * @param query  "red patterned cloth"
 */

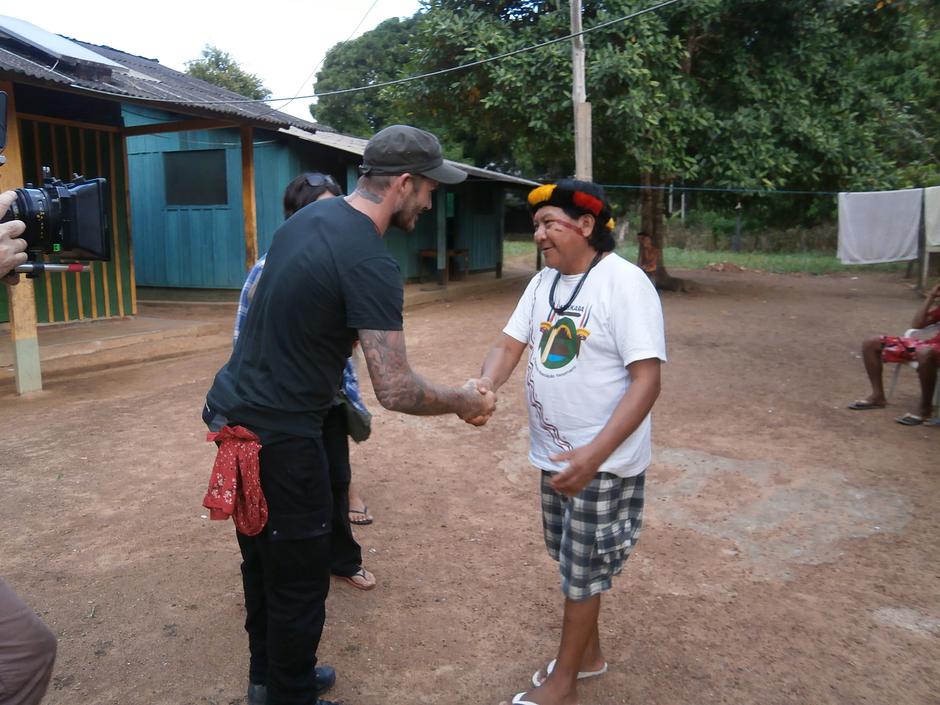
xmin=879 ymin=305 xmax=940 ymax=363
xmin=203 ymin=425 xmax=268 ymax=536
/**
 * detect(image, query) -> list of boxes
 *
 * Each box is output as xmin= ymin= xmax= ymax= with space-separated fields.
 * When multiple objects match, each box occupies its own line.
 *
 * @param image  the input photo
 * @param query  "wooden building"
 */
xmin=0 ymin=14 xmax=533 ymax=392
xmin=124 ymin=117 xmax=534 ymax=291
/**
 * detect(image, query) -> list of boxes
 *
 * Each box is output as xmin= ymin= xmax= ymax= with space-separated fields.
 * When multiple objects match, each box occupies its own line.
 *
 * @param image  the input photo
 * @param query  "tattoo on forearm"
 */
xmin=360 ymin=329 xmax=474 ymax=416
xmin=354 ymin=188 xmax=384 ymax=204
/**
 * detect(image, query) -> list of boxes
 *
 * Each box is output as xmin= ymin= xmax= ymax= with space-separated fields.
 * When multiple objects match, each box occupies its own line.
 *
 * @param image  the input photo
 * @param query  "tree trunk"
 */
xmin=639 ymin=171 xmax=686 ymax=291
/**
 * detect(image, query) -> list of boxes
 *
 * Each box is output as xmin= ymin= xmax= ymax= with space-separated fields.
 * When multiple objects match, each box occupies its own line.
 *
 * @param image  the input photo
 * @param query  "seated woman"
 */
xmin=848 ymin=282 xmax=940 ymax=425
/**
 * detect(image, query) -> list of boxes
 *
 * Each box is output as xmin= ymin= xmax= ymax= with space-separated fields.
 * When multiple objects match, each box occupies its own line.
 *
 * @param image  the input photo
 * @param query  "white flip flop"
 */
xmin=512 ymin=693 xmax=538 ymax=705
xmin=531 ymin=658 xmax=608 ymax=687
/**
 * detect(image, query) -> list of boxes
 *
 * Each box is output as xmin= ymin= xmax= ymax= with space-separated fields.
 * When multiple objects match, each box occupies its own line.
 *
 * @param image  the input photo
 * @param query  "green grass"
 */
xmin=503 ymin=241 xmax=908 ymax=275
xmin=646 ymin=247 xmax=908 ymax=274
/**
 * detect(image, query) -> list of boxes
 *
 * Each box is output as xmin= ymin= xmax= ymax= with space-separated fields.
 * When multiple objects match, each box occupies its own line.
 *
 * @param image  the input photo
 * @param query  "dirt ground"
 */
xmin=0 ymin=267 xmax=937 ymax=705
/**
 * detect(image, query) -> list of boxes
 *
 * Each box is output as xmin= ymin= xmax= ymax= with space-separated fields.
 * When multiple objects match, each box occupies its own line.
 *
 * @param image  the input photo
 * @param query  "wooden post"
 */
xmin=240 ymin=126 xmax=258 ymax=270
xmin=571 ymin=0 xmax=592 ymax=181
xmin=496 ymin=186 xmax=505 ymax=279
xmin=0 ymin=81 xmax=42 ymax=393
xmin=122 ymin=139 xmax=138 ymax=315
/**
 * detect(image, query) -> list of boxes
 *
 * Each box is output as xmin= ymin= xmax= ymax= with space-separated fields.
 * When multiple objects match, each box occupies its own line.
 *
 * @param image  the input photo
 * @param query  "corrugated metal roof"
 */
xmin=0 ymin=20 xmax=327 ymax=131
xmin=281 ymin=126 xmax=538 ymax=187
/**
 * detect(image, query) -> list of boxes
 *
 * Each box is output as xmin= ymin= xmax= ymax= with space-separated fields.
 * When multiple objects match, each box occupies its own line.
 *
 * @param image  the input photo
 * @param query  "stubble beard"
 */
xmin=392 ymin=204 xmax=422 ymax=232
xmin=391 ymin=211 xmax=412 ymax=232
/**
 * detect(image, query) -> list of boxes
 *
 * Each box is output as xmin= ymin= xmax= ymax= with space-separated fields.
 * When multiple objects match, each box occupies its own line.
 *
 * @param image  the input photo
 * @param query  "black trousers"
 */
xmin=236 ymin=436 xmax=333 ymax=705
xmin=322 ymin=403 xmax=363 ymax=577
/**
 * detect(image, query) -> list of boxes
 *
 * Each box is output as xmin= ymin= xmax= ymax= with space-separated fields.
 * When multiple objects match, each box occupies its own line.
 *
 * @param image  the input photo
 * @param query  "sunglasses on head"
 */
xmin=305 ymin=173 xmax=338 ymax=188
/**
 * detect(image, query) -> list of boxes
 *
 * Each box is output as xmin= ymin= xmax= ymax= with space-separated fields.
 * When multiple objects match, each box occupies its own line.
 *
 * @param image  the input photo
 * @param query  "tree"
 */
xmin=185 ymin=45 xmax=270 ymax=100
xmin=314 ymin=0 xmax=939 ymax=287
xmin=310 ymin=17 xmax=419 ymax=136
xmin=404 ymin=0 xmax=939 ymax=287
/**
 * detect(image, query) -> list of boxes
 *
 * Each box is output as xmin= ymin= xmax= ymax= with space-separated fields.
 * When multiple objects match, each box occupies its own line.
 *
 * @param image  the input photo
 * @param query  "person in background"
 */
xmin=0 ymin=190 xmax=57 ymax=705
xmin=636 ymin=230 xmax=659 ymax=279
xmin=848 ymin=281 xmax=940 ymax=426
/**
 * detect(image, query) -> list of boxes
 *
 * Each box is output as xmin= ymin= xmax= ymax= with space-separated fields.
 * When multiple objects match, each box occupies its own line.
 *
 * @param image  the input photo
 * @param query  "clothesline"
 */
xmin=837 ymin=186 xmax=940 ymax=266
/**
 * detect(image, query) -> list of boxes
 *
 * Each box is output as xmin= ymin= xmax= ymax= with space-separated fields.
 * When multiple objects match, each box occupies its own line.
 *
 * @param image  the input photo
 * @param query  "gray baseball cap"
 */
xmin=360 ymin=125 xmax=467 ymax=184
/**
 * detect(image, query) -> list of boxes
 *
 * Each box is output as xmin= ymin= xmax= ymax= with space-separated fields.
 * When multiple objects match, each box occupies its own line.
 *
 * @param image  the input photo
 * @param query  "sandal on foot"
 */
xmin=895 ymin=413 xmax=924 ymax=426
xmin=531 ymin=658 xmax=608 ymax=687
xmin=848 ymin=400 xmax=885 ymax=411
xmin=348 ymin=506 xmax=373 ymax=525
xmin=510 ymin=693 xmax=538 ymax=705
xmin=339 ymin=567 xmax=376 ymax=591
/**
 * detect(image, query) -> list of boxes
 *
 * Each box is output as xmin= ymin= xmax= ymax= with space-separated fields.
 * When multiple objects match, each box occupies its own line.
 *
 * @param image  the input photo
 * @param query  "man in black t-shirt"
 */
xmin=203 ymin=125 xmax=495 ymax=705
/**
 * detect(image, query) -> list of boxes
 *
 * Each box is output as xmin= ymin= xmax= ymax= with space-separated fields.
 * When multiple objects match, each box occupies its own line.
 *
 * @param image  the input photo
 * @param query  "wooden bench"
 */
xmin=418 ymin=248 xmax=469 ymax=283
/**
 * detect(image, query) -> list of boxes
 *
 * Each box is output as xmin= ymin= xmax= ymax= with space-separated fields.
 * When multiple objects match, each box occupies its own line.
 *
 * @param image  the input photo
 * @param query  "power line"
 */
xmin=313 ymin=0 xmax=684 ymax=98
xmin=69 ymin=0 xmax=685 ymax=109
xmin=601 ymin=183 xmax=841 ymax=196
xmin=250 ymin=0 xmax=381 ymax=120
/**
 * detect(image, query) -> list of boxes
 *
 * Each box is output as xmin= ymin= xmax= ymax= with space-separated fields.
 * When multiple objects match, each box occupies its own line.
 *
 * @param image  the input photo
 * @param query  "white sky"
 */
xmin=7 ymin=1 xmax=424 ymax=121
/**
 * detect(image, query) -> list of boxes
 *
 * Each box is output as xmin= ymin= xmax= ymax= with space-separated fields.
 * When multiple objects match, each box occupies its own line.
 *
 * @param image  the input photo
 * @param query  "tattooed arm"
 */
xmin=359 ymin=329 xmax=496 ymax=423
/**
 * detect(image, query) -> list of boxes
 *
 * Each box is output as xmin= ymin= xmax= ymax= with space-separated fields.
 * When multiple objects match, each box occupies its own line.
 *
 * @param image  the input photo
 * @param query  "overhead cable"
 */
xmin=69 ymin=0 xmax=685 ymax=108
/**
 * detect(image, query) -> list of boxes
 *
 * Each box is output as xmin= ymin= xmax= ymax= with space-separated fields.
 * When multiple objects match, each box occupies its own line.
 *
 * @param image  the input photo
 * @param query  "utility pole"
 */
xmin=571 ymin=0 xmax=592 ymax=180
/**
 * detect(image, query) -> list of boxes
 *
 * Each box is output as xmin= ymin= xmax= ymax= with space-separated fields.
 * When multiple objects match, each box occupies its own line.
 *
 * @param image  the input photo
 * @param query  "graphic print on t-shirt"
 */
xmin=537 ymin=306 xmax=592 ymax=370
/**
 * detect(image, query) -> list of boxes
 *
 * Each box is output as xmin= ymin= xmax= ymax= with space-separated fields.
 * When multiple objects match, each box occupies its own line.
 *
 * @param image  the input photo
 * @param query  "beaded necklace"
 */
xmin=548 ymin=251 xmax=603 ymax=314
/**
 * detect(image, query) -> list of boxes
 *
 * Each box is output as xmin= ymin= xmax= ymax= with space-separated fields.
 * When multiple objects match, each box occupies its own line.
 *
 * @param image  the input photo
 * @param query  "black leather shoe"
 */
xmin=246 ymin=665 xmax=336 ymax=705
xmin=313 ymin=664 xmax=336 ymax=695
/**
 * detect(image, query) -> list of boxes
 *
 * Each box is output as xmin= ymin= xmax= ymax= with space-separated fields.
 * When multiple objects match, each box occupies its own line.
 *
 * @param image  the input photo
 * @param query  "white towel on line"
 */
xmin=924 ymin=185 xmax=940 ymax=253
xmin=837 ymin=188 xmax=922 ymax=264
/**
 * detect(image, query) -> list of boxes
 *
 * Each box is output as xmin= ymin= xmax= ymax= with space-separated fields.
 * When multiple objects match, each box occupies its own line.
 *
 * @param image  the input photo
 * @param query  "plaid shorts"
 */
xmin=541 ymin=470 xmax=645 ymax=601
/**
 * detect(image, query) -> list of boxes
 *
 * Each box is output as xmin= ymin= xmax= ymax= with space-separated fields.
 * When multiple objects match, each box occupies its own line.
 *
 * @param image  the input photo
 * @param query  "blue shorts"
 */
xmin=540 ymin=470 xmax=645 ymax=601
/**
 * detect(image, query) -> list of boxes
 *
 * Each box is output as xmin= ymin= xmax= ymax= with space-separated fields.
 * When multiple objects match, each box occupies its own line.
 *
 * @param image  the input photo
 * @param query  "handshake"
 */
xmin=459 ymin=376 xmax=498 ymax=427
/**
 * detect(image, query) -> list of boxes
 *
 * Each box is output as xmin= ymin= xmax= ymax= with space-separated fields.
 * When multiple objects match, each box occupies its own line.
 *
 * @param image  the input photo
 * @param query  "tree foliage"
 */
xmin=313 ymin=0 xmax=939 ymax=282
xmin=310 ymin=17 xmax=419 ymax=136
xmin=185 ymin=45 xmax=271 ymax=100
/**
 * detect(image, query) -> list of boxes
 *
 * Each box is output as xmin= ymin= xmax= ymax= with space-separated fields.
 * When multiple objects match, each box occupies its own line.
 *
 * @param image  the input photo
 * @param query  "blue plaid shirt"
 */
xmin=234 ymin=255 xmax=367 ymax=412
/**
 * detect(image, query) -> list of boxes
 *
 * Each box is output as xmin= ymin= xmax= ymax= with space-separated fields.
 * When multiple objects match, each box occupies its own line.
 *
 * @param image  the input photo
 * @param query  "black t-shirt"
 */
xmin=206 ymin=197 xmax=403 ymax=439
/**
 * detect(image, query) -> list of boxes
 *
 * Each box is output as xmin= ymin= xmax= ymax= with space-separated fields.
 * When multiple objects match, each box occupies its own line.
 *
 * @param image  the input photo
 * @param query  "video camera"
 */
xmin=0 ymin=90 xmax=111 ymax=275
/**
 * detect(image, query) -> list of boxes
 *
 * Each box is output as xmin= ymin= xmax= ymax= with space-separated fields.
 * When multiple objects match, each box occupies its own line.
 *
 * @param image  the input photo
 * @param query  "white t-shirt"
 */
xmin=503 ymin=253 xmax=666 ymax=478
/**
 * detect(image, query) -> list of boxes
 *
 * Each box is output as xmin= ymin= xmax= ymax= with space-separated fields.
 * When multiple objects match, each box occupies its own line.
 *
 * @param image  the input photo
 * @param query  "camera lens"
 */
xmin=0 ymin=187 xmax=59 ymax=252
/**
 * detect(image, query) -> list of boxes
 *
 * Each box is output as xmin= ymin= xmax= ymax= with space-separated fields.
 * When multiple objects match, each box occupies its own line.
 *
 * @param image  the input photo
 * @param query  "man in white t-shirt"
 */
xmin=477 ymin=179 xmax=666 ymax=705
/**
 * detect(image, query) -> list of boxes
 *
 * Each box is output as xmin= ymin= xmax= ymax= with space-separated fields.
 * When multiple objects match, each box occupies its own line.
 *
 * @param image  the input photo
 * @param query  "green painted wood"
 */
xmin=0 ymin=118 xmax=134 ymax=323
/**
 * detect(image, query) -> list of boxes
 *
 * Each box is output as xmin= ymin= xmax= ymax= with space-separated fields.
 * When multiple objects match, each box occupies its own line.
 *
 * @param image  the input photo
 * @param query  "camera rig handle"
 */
xmin=14 ymin=262 xmax=91 ymax=276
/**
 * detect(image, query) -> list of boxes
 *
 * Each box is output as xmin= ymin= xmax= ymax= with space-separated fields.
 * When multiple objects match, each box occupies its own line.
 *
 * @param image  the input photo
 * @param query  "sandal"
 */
xmin=532 ymin=658 xmax=608 ymax=687
xmin=895 ymin=413 xmax=924 ymax=426
xmin=339 ymin=567 xmax=376 ymax=591
xmin=848 ymin=400 xmax=885 ymax=411
xmin=348 ymin=505 xmax=373 ymax=525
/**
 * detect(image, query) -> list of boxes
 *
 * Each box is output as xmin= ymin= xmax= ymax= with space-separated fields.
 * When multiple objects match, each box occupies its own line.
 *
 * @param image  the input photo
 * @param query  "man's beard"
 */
xmin=392 ymin=205 xmax=420 ymax=232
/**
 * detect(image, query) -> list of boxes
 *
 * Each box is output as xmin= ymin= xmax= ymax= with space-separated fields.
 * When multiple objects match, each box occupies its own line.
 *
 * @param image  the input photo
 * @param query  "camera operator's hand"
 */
xmin=0 ymin=190 xmax=27 ymax=285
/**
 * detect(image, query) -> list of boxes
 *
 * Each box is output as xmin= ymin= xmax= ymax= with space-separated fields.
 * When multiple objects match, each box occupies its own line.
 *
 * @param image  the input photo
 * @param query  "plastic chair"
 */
xmin=886 ymin=323 xmax=940 ymax=412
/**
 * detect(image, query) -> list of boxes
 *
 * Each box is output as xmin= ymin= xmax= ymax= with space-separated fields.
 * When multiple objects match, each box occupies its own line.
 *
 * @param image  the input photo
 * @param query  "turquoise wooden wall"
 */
xmin=126 ymin=107 xmax=508 ymax=288
xmin=125 ymin=106 xmax=310 ymax=288
xmin=383 ymin=180 xmax=505 ymax=281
